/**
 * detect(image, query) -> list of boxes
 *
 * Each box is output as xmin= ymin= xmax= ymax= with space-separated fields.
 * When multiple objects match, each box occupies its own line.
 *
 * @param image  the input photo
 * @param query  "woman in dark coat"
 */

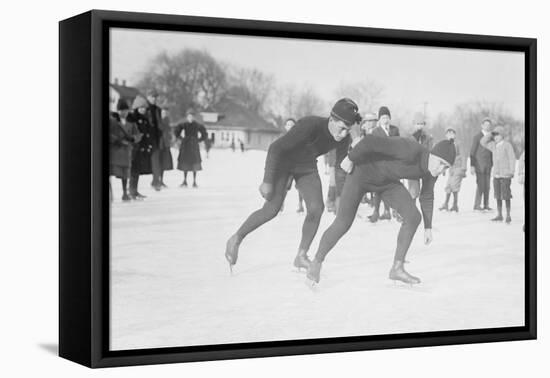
xmin=175 ymin=109 xmax=207 ymax=188
xmin=129 ymin=96 xmax=156 ymax=199
xmin=109 ymin=99 xmax=141 ymax=201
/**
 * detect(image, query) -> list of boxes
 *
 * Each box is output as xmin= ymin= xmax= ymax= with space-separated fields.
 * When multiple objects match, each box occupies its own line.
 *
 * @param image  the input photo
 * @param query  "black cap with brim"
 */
xmin=331 ymin=98 xmax=360 ymax=126
xmin=431 ymin=139 xmax=456 ymax=166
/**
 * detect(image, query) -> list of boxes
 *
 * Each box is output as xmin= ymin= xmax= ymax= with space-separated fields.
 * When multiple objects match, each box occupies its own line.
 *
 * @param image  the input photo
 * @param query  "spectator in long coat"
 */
xmin=408 ymin=112 xmax=433 ymax=200
xmin=145 ymin=90 xmax=164 ymax=191
xmin=129 ymin=96 xmax=156 ymax=199
xmin=470 ymin=117 xmax=494 ymax=211
xmin=109 ymin=99 xmax=141 ymax=201
xmin=368 ymin=106 xmax=400 ymax=222
xmin=159 ymin=107 xmax=174 ymax=187
xmin=439 ymin=128 xmax=466 ymax=212
xmin=175 ymin=109 xmax=208 ymax=188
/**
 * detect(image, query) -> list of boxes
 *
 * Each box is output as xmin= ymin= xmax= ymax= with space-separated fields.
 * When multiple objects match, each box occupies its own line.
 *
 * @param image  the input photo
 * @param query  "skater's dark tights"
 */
xmin=315 ymin=179 xmax=421 ymax=263
xmin=235 ymin=171 xmax=324 ymax=251
xmin=121 ymin=178 xmax=128 ymax=195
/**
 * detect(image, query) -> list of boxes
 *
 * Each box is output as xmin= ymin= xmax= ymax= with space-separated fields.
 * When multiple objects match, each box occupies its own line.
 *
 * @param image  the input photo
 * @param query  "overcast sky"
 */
xmin=110 ymin=28 xmax=525 ymax=120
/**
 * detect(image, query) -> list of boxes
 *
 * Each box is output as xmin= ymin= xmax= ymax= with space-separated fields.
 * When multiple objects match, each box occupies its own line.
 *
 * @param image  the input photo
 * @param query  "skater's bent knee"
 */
xmin=306 ymin=202 xmax=324 ymax=219
xmin=405 ymin=209 xmax=422 ymax=227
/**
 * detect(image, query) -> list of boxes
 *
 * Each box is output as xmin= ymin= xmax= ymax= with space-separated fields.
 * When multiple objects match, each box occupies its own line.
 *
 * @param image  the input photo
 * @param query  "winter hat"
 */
xmin=431 ymin=139 xmax=456 ymax=166
xmin=116 ymin=99 xmax=129 ymax=111
xmin=378 ymin=106 xmax=391 ymax=119
xmin=413 ymin=112 xmax=426 ymax=125
xmin=445 ymin=127 xmax=456 ymax=133
xmin=132 ymin=95 xmax=148 ymax=109
xmin=363 ymin=112 xmax=378 ymax=121
xmin=186 ymin=108 xmax=196 ymax=115
xmin=147 ymin=88 xmax=159 ymax=97
xmin=331 ymin=98 xmax=361 ymax=126
xmin=492 ymin=125 xmax=505 ymax=135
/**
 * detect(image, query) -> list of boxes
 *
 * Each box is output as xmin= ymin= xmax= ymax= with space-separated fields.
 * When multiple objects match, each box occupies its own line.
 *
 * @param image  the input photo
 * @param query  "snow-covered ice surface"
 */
xmin=109 ymin=148 xmax=525 ymax=351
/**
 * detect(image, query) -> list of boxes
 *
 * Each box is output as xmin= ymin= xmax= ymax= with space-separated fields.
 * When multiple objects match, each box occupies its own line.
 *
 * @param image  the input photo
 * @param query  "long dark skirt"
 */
xmin=177 ymin=138 xmax=202 ymax=172
xmin=161 ymin=147 xmax=173 ymax=171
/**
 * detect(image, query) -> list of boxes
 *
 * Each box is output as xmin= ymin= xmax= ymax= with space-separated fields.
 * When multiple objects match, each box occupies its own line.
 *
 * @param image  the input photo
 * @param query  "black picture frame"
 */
xmin=59 ymin=9 xmax=537 ymax=368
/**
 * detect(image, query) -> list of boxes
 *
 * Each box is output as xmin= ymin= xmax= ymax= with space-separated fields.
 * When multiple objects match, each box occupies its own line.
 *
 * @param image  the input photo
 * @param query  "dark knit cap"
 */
xmin=116 ymin=99 xmax=129 ymax=111
xmin=378 ymin=106 xmax=391 ymax=119
xmin=431 ymin=139 xmax=456 ymax=166
xmin=331 ymin=98 xmax=361 ymax=126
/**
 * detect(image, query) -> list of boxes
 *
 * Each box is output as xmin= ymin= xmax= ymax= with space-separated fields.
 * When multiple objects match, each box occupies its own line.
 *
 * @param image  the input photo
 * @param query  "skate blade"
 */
xmin=387 ymin=279 xmax=428 ymax=291
xmin=305 ymin=278 xmax=319 ymax=292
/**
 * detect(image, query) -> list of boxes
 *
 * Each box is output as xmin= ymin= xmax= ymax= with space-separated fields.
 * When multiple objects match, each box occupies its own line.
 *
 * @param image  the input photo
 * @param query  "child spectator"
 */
xmin=480 ymin=126 xmax=516 ymax=223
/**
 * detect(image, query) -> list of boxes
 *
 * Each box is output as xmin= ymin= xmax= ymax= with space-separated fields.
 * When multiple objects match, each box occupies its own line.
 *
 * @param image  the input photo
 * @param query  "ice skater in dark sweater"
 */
xmin=307 ymin=132 xmax=456 ymax=285
xmin=225 ymin=98 xmax=361 ymax=272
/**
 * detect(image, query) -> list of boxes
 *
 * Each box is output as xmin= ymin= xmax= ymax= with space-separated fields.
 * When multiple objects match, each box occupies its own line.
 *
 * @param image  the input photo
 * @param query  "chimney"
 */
xmin=122 ymin=79 xmax=127 ymax=86
xmin=114 ymin=78 xmax=119 ymax=85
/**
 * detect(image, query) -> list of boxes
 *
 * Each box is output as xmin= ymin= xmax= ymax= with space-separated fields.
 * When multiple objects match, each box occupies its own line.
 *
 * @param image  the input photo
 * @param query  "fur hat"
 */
xmin=378 ymin=106 xmax=391 ymax=119
xmin=116 ymin=99 xmax=129 ymax=111
xmin=431 ymin=139 xmax=456 ymax=166
xmin=132 ymin=95 xmax=148 ymax=110
xmin=331 ymin=98 xmax=361 ymax=126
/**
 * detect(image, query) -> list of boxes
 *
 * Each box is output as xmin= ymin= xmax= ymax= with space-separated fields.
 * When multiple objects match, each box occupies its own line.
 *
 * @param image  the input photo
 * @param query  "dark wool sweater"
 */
xmin=349 ymin=135 xmax=437 ymax=228
xmin=263 ymin=116 xmax=350 ymax=183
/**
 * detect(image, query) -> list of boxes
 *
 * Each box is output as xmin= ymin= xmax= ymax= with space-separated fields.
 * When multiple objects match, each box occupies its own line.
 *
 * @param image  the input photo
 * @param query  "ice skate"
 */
xmin=491 ymin=215 xmax=503 ymax=222
xmin=293 ymin=250 xmax=311 ymax=272
xmin=368 ymin=212 xmax=380 ymax=223
xmin=180 ymin=181 xmax=188 ymax=188
xmin=505 ymin=215 xmax=512 ymax=224
xmin=389 ymin=260 xmax=421 ymax=285
xmin=296 ymin=204 xmax=305 ymax=214
xmin=225 ymin=234 xmax=241 ymax=274
xmin=306 ymin=259 xmax=322 ymax=285
xmin=122 ymin=193 xmax=131 ymax=202
xmin=450 ymin=205 xmax=459 ymax=212
xmin=439 ymin=203 xmax=449 ymax=211
xmin=193 ymin=182 xmax=198 ymax=188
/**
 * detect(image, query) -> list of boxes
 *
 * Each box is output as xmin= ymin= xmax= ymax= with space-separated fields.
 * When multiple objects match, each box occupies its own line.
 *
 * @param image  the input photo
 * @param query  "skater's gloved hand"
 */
xmin=470 ymin=166 xmax=476 ymax=176
xmin=424 ymin=229 xmax=433 ymax=245
xmin=340 ymin=156 xmax=354 ymax=174
xmin=259 ymin=182 xmax=274 ymax=201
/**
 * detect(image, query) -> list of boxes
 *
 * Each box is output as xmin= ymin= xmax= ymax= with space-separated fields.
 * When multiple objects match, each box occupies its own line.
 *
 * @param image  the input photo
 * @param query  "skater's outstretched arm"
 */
xmin=263 ymin=120 xmax=316 ymax=183
xmin=348 ymin=135 xmax=422 ymax=164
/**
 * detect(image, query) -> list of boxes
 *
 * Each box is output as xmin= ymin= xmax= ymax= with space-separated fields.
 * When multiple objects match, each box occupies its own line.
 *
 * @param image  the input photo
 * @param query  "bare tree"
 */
xmin=335 ymin=79 xmax=384 ymax=114
xmin=137 ymin=49 xmax=227 ymax=119
xmin=431 ymin=101 xmax=524 ymax=157
xmin=225 ymin=67 xmax=274 ymax=116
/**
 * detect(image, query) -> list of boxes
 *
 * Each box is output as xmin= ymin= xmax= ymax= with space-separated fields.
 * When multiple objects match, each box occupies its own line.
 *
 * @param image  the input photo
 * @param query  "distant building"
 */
xmin=198 ymin=98 xmax=283 ymax=151
xmin=109 ymin=79 xmax=143 ymax=111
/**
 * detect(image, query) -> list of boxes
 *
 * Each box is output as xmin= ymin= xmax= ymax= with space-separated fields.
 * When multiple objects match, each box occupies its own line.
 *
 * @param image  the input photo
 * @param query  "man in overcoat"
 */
xmin=470 ymin=117 xmax=494 ymax=210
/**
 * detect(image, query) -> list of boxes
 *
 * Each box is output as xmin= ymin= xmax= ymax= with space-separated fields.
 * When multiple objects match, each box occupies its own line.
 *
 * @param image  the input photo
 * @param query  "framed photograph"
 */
xmin=59 ymin=10 xmax=536 ymax=368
